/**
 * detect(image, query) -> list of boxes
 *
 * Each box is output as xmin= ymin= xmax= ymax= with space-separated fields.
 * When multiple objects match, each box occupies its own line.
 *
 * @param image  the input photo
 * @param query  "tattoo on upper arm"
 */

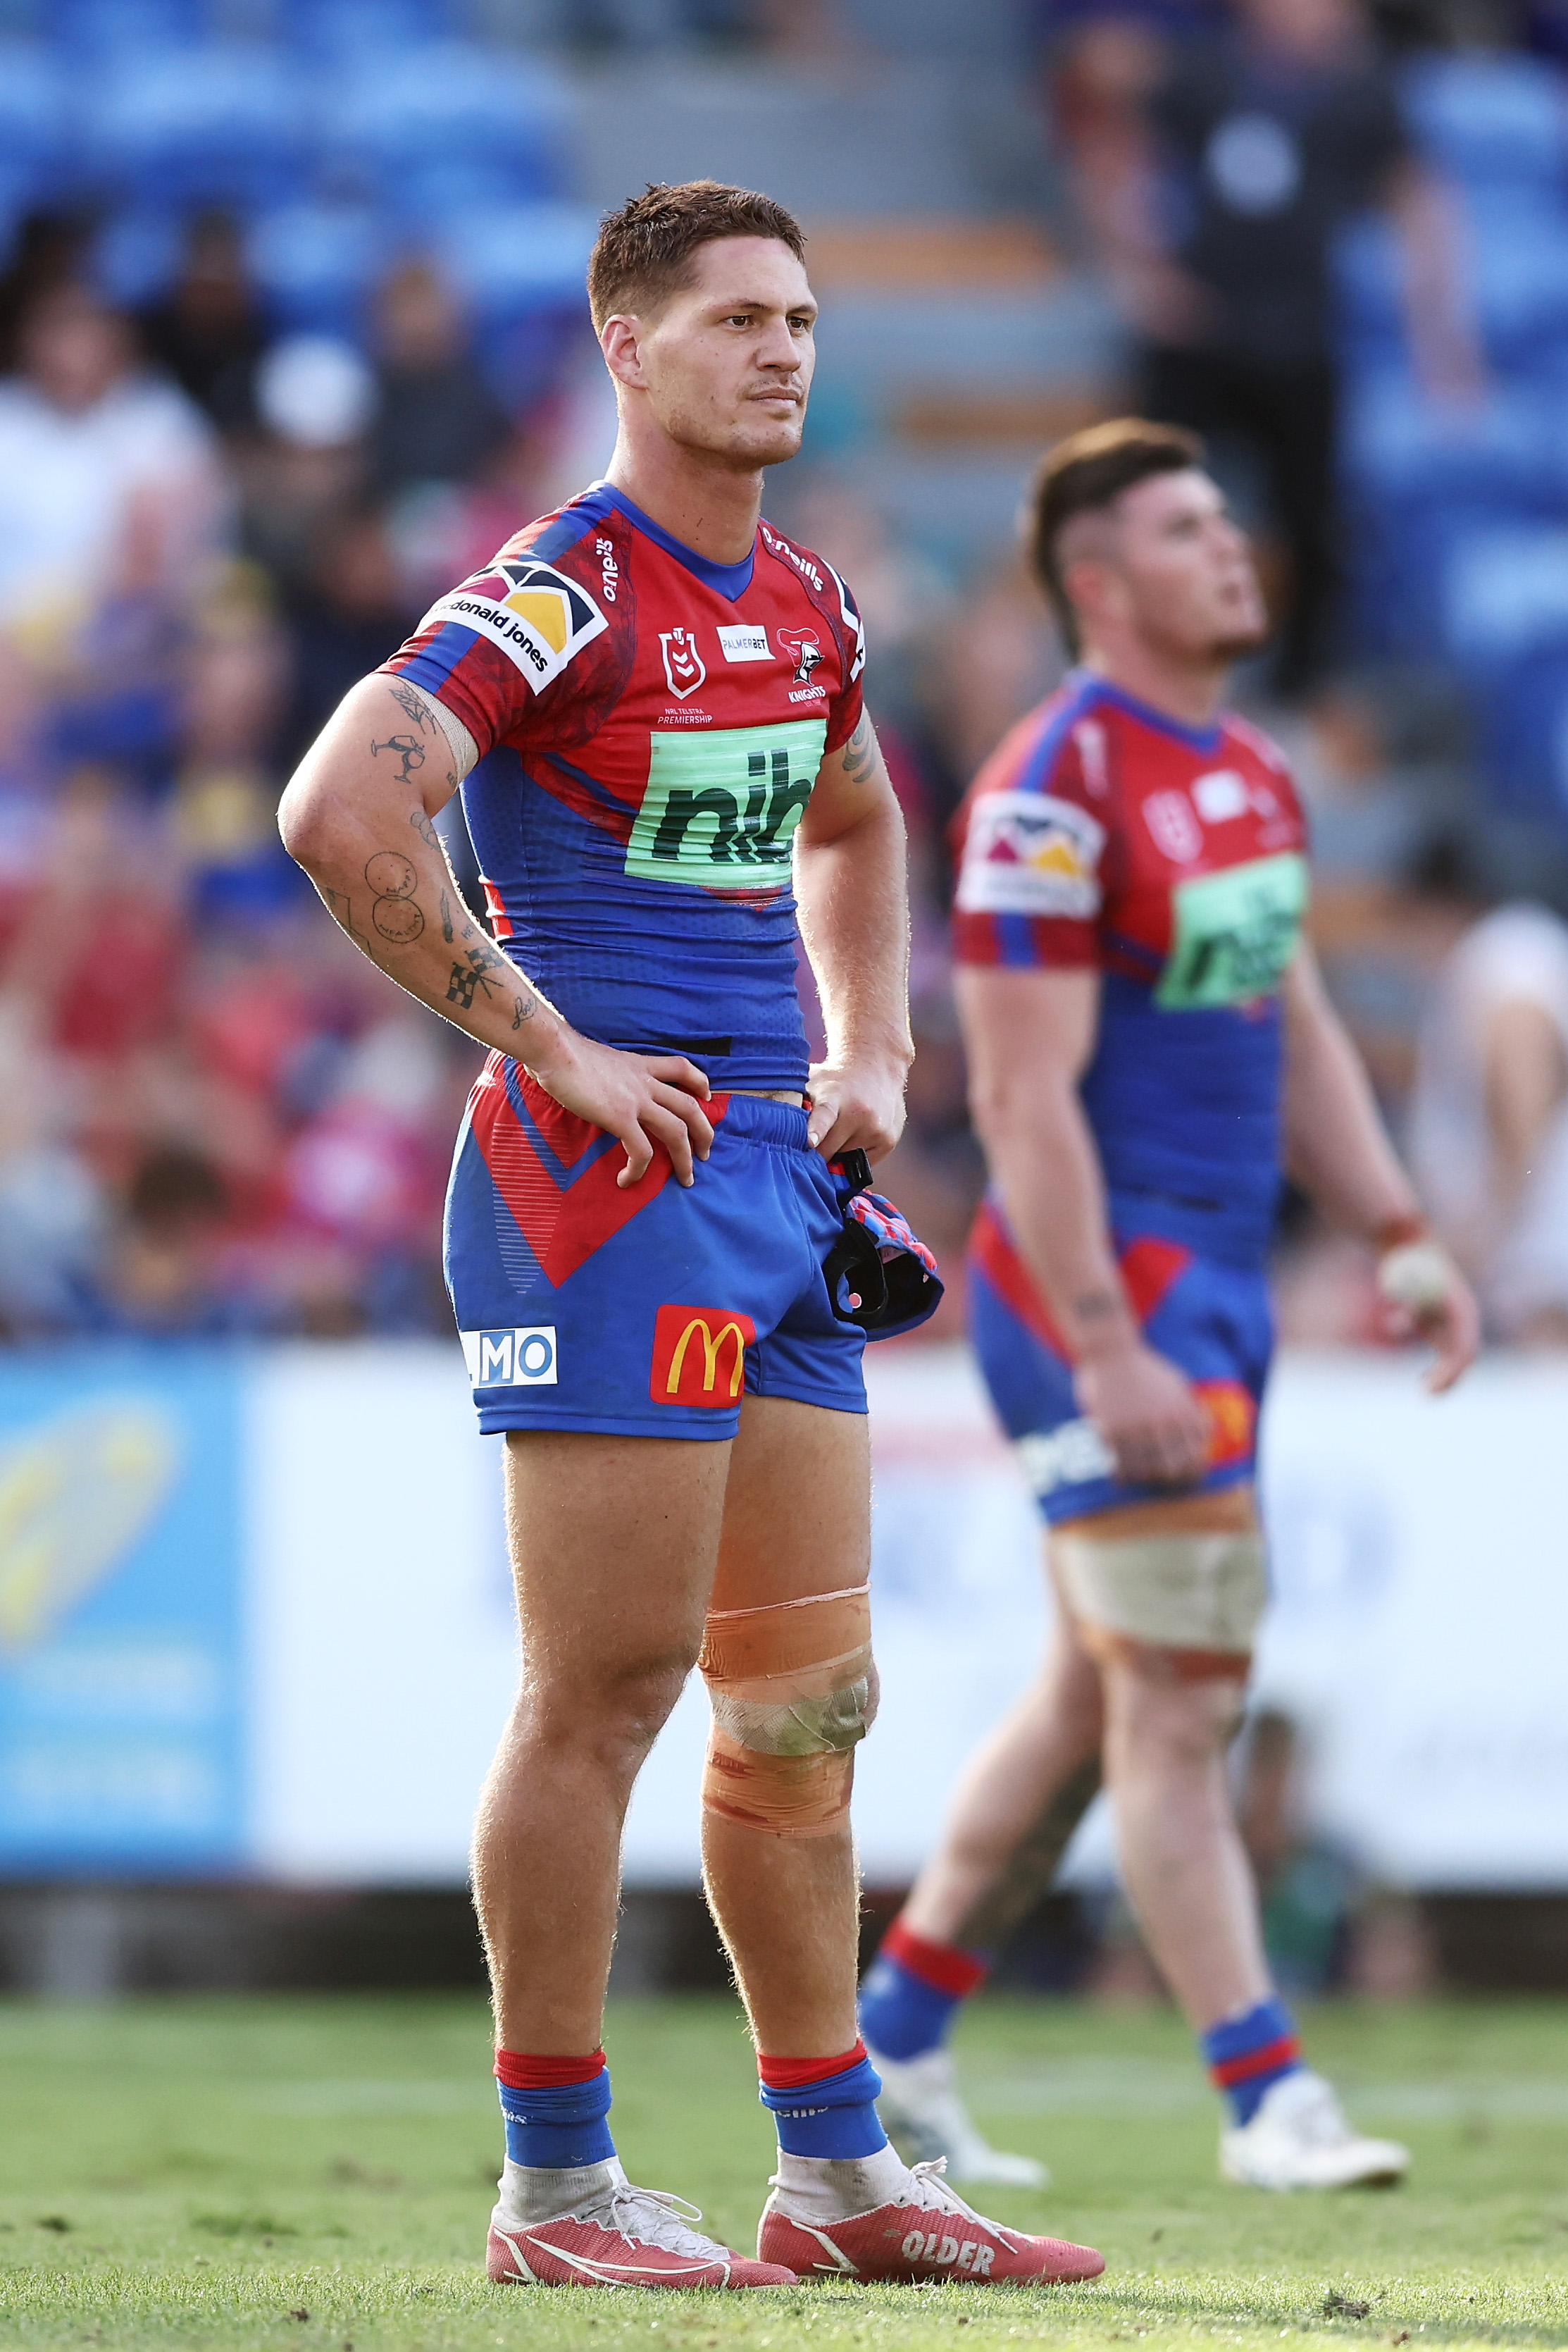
xmin=387 ymin=681 xmax=435 ymax=734
xmin=409 ymin=807 xmax=441 ymax=853
xmin=322 ymin=884 xmax=373 ymax=953
xmin=371 ymin=733 xmax=426 ymax=786
xmin=364 ymin=850 xmax=425 ymax=944
xmin=841 ymin=714 xmax=878 ymax=786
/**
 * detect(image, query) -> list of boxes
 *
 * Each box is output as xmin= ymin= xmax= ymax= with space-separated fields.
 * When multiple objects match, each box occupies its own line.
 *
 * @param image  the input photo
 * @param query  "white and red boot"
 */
xmin=757 ymin=2148 xmax=1104 ymax=2284
xmin=488 ymin=2159 xmax=796 ymax=2289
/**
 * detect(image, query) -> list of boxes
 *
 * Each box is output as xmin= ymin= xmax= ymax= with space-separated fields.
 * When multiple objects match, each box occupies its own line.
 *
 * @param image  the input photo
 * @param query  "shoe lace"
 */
xmin=1286 ymin=2076 xmax=1353 ymax=2148
xmin=901 ymin=2157 xmax=991 ymax=2225
xmin=593 ymin=2179 xmax=728 ymax=2258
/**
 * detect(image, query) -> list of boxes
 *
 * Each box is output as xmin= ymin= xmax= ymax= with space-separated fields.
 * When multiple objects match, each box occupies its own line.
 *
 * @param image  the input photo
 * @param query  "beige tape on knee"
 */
xmin=1052 ymin=1523 xmax=1267 ymax=1679
xmin=699 ymin=1581 xmax=877 ymax=1838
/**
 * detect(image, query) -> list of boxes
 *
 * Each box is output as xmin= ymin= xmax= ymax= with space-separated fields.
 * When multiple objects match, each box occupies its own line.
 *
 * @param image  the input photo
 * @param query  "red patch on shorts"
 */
xmin=649 ymin=1304 xmax=757 ymax=1406
xmin=1194 ymin=1378 xmax=1256 ymax=1465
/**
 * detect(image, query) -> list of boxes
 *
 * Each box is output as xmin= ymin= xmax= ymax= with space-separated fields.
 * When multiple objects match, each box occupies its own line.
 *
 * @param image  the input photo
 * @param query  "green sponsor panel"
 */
xmin=625 ymin=719 xmax=828 ymax=890
xmin=1156 ymin=850 xmax=1309 ymax=1010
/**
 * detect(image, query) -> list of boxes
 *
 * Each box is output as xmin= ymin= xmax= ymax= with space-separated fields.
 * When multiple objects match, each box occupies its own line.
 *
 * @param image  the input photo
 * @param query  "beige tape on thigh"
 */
xmin=1052 ymin=1523 xmax=1267 ymax=1679
xmin=699 ymin=1582 xmax=876 ymax=1838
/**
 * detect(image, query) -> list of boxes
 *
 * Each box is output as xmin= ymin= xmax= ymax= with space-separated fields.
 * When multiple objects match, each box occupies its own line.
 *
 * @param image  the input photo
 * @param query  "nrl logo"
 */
xmin=660 ymin=627 xmax=707 ymax=698
xmin=777 ymin=628 xmax=823 ymax=686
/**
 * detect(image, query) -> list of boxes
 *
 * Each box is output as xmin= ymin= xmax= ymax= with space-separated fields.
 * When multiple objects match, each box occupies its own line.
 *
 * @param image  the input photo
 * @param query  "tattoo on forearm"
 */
xmin=409 ymin=807 xmax=441 ymax=853
xmin=440 ymin=889 xmax=455 ymax=944
xmin=511 ymin=994 xmax=535 ymax=1029
xmin=364 ymin=850 xmax=425 ymax=945
xmin=1074 ymin=1289 xmax=1122 ymax=1323
xmin=447 ymin=945 xmax=504 ymax=1009
xmin=387 ymin=681 xmax=434 ymax=734
xmin=371 ymin=733 xmax=426 ymax=786
xmin=842 ymin=714 xmax=878 ymax=786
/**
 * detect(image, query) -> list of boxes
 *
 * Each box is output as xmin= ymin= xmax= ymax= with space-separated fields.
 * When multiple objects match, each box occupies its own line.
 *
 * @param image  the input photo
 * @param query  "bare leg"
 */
xmin=1100 ymin=1661 xmax=1269 ymax=2029
xmin=901 ymin=1563 xmax=1105 ymax=1949
xmin=475 ymin=1429 xmax=728 ymax=2053
xmin=700 ymin=1395 xmax=870 ymax=2058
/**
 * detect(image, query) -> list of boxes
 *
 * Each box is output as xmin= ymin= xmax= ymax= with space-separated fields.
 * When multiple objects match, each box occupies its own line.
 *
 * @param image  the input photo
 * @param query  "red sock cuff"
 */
xmin=1209 ymin=2034 xmax=1301 ymax=2088
xmin=494 ymin=2048 xmax=607 ymax=2089
xmin=882 ymin=1917 xmax=990 ymax=1998
xmin=757 ymin=2039 xmax=868 ymax=2092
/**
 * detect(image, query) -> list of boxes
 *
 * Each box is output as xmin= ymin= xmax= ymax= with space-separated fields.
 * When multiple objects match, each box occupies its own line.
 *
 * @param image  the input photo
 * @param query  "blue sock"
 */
xmin=1201 ymin=1996 xmax=1304 ymax=2125
xmin=496 ymin=2053 xmax=616 ymax=2169
xmin=759 ymin=2045 xmax=888 ymax=2159
xmin=858 ymin=1918 xmax=991 ymax=2061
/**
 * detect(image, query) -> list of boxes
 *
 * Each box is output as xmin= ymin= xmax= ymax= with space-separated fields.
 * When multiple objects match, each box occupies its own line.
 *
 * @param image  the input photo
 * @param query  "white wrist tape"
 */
xmin=1377 ymin=1239 xmax=1453 ymax=1314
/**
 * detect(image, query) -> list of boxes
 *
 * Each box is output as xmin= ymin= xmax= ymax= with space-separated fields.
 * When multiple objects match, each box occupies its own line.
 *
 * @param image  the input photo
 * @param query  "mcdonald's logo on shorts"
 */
xmin=650 ymin=1304 xmax=757 ymax=1406
xmin=1194 ymin=1378 xmax=1257 ymax=1466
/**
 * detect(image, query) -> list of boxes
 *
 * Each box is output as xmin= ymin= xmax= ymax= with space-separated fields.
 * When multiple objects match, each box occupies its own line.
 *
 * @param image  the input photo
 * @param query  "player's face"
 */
xmin=1108 ymin=470 xmax=1270 ymax=662
xmin=623 ymin=237 xmax=817 ymax=469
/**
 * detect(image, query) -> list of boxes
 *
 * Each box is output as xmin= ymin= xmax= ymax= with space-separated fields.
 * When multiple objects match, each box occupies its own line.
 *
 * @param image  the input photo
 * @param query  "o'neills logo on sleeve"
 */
xmin=650 ymin=1304 xmax=757 ymax=1406
xmin=430 ymin=555 xmax=607 ymax=690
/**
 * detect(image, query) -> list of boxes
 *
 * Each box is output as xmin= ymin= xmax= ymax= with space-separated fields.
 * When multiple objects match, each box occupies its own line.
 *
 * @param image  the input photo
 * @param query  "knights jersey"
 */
xmin=951 ymin=671 xmax=1309 ymax=1265
xmin=379 ymin=480 xmax=866 ymax=1091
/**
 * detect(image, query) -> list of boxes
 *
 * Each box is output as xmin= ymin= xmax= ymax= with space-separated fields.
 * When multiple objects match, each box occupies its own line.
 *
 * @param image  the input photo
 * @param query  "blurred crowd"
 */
xmin=0 ymin=212 xmax=587 ymax=1339
xmin=4 ymin=0 xmax=1568 ymax=1346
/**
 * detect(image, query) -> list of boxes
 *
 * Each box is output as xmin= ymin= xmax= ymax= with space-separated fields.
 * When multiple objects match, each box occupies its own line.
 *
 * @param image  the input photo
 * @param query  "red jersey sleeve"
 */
xmin=950 ymin=706 xmax=1109 ymax=970
xmin=377 ymin=531 xmax=613 ymax=760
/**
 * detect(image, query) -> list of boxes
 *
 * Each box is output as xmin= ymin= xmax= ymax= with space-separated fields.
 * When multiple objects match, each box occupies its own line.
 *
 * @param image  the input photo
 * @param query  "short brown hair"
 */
xmin=587 ymin=180 xmax=808 ymax=333
xmin=1027 ymin=417 xmax=1205 ymax=652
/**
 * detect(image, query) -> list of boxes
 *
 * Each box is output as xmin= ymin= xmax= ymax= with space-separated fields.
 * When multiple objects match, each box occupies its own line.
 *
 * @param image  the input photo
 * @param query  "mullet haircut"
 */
xmin=587 ymin=180 xmax=808 ymax=333
xmin=1028 ymin=417 xmax=1205 ymax=653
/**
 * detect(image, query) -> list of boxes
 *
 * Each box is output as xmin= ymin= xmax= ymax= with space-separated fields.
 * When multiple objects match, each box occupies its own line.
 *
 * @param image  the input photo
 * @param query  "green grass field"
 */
xmin=1 ymin=1994 xmax=1565 ymax=2351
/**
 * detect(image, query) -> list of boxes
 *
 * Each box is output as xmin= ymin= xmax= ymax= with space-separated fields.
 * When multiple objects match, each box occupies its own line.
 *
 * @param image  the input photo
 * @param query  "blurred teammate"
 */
xmin=859 ymin=420 xmax=1477 ymax=2191
xmin=279 ymin=182 xmax=1102 ymax=2292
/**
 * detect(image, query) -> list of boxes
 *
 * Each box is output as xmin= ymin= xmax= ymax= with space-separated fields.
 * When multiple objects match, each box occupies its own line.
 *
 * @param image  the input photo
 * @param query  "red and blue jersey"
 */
xmin=380 ymin=481 xmax=866 ymax=1092
xmin=952 ymin=671 xmax=1309 ymax=1266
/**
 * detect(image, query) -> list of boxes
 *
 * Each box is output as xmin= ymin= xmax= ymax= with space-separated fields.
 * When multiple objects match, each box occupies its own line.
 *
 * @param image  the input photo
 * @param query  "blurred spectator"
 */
xmin=1409 ymin=878 xmax=1568 ymax=1344
xmin=238 ymin=333 xmax=375 ymax=597
xmin=100 ymin=1144 xmax=245 ymax=1337
xmin=139 ymin=211 xmax=273 ymax=440
xmin=276 ymin=500 xmax=417 ymax=770
xmin=0 ymin=209 xmax=95 ymax=375
xmin=369 ymin=257 xmax=514 ymax=497
xmin=1062 ymin=0 xmax=1481 ymax=695
xmin=0 ymin=284 xmax=228 ymax=634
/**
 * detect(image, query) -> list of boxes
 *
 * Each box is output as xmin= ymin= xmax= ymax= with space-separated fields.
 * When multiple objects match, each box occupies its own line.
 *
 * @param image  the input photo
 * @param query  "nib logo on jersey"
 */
xmin=433 ymin=556 xmax=607 ymax=688
xmin=660 ymin=628 xmax=707 ymax=698
xmin=626 ymin=717 xmax=829 ymax=892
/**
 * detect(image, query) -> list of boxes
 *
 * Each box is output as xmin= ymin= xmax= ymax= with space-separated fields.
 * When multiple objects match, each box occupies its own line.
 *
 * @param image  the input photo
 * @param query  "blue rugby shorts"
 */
xmin=444 ymin=1054 xmax=867 ymax=1438
xmin=967 ymin=1197 xmax=1273 ymax=1525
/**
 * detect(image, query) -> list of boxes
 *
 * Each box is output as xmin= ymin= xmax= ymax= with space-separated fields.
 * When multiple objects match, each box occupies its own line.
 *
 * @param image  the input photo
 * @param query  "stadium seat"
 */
xmin=1442 ymin=524 xmax=1568 ymax=676
xmin=51 ymin=0 xmax=205 ymax=60
xmin=94 ymin=208 xmax=187 ymax=306
xmin=0 ymin=43 xmax=68 ymax=201
xmin=86 ymin=43 xmax=309 ymax=210
xmin=249 ymin=201 xmax=389 ymax=334
xmin=1400 ymin=51 xmax=1568 ymax=192
xmin=430 ymin=199 xmax=595 ymax=317
xmin=318 ymin=43 xmax=572 ymax=209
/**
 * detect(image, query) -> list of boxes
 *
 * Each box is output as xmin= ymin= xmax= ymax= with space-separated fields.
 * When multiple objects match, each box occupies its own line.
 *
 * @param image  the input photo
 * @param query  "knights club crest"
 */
xmin=660 ymin=628 xmax=707 ymax=698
